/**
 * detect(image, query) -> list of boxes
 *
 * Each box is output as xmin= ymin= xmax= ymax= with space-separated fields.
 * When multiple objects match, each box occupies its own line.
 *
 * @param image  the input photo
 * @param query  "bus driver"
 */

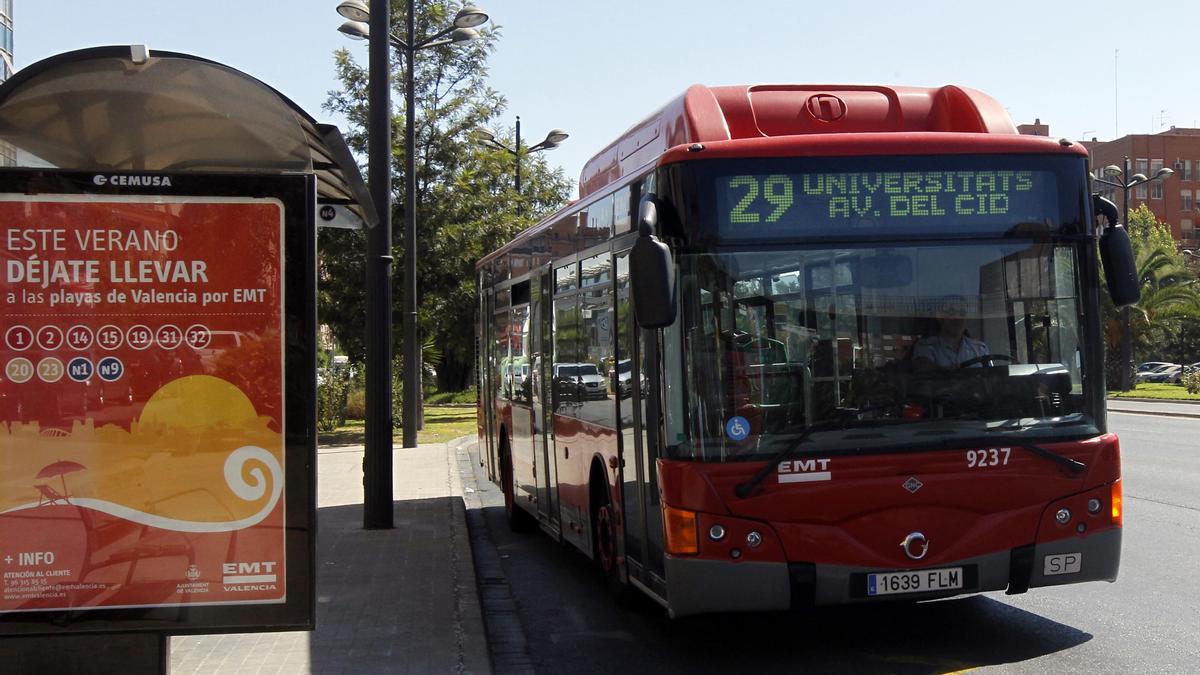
xmin=912 ymin=294 xmax=991 ymax=369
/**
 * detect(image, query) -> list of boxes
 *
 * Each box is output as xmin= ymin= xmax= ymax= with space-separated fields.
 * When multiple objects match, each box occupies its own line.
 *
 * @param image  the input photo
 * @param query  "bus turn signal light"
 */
xmin=663 ymin=504 xmax=699 ymax=555
xmin=1111 ymin=480 xmax=1123 ymax=526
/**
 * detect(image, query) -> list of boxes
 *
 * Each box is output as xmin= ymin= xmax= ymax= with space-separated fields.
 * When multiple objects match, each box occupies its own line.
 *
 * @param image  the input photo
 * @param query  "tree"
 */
xmin=320 ymin=0 xmax=571 ymax=392
xmin=1101 ymin=204 xmax=1200 ymax=383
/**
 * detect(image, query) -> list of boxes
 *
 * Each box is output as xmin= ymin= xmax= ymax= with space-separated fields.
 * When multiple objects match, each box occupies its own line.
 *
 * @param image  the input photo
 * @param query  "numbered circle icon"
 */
xmin=97 ymin=325 xmax=124 ymax=351
xmin=36 ymin=325 xmax=64 ymax=351
xmin=185 ymin=324 xmax=212 ymax=350
xmin=37 ymin=357 xmax=64 ymax=383
xmin=66 ymin=325 xmax=95 ymax=351
xmin=126 ymin=324 xmax=154 ymax=351
xmin=5 ymin=357 xmax=34 ymax=383
xmin=156 ymin=324 xmax=183 ymax=350
xmin=5 ymin=325 xmax=33 ymax=352
xmin=97 ymin=356 xmax=124 ymax=382
xmin=67 ymin=357 xmax=94 ymax=383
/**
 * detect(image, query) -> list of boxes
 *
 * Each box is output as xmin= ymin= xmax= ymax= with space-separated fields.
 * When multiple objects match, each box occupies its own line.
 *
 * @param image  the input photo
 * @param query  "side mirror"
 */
xmin=630 ymin=194 xmax=678 ymax=328
xmin=1094 ymin=195 xmax=1140 ymax=307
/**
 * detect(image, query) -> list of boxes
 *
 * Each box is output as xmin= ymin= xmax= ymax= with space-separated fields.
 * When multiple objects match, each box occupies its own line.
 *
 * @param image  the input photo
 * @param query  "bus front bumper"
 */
xmin=662 ymin=528 xmax=1120 ymax=618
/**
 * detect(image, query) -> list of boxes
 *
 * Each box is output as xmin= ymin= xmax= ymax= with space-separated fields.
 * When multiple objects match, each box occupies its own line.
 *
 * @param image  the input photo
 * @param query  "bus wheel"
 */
xmin=591 ymin=473 xmax=633 ymax=604
xmin=501 ymin=441 xmax=534 ymax=532
xmin=596 ymin=503 xmax=617 ymax=574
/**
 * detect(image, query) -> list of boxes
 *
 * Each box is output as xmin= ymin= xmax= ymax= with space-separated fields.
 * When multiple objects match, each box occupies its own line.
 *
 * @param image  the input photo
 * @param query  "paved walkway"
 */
xmin=170 ymin=438 xmax=490 ymax=675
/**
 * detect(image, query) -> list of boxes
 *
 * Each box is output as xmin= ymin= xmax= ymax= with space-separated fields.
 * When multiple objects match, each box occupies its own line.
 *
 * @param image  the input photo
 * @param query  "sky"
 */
xmin=15 ymin=1 xmax=1200 ymax=198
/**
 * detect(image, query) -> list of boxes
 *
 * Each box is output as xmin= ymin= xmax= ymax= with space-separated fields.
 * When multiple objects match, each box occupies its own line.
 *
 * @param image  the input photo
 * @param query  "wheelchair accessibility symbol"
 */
xmin=725 ymin=416 xmax=750 ymax=441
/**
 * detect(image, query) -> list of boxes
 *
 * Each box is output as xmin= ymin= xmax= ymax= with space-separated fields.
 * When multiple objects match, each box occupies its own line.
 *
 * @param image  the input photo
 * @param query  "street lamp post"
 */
xmin=1091 ymin=156 xmax=1174 ymax=392
xmin=337 ymin=0 xmax=490 ymax=528
xmin=474 ymin=118 xmax=568 ymax=216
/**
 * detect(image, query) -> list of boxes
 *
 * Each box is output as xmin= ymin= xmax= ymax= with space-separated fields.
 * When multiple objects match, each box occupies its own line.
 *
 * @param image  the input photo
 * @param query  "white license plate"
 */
xmin=867 ymin=567 xmax=964 ymax=596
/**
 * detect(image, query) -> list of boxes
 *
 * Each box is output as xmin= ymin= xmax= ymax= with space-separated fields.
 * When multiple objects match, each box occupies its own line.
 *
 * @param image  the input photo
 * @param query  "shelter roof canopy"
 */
xmin=0 ymin=46 xmax=373 ymax=227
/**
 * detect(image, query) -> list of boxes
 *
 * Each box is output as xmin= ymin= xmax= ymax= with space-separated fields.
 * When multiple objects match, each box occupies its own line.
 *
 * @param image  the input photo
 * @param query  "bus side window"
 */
xmin=554 ymin=262 xmax=580 ymax=414
xmin=580 ymin=252 xmax=614 ymax=428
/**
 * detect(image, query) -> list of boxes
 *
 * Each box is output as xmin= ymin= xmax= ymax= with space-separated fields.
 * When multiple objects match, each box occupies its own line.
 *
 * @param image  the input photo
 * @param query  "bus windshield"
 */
xmin=674 ymin=241 xmax=1099 ymax=461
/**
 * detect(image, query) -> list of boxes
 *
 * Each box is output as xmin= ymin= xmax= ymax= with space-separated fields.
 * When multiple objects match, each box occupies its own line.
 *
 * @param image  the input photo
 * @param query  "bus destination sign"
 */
xmin=716 ymin=170 xmax=1058 ymax=236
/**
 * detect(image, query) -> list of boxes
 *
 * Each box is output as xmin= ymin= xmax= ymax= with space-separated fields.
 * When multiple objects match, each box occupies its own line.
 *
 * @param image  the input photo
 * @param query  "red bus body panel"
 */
xmin=659 ymin=435 xmax=1120 ymax=567
xmin=479 ymin=83 xmax=1118 ymax=616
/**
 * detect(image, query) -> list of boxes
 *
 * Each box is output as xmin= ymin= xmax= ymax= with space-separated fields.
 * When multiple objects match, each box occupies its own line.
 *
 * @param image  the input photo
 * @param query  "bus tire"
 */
xmin=501 ymin=440 xmax=535 ymax=532
xmin=591 ymin=463 xmax=634 ymax=604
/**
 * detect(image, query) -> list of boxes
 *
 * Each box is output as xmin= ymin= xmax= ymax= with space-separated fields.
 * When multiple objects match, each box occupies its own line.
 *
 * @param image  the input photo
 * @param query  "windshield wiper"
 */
xmin=1014 ymin=443 xmax=1087 ymax=475
xmin=982 ymin=421 xmax=1088 ymax=474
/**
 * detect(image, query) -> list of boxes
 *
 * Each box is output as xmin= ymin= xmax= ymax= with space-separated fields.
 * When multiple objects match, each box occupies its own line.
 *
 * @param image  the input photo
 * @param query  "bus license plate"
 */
xmin=867 ymin=567 xmax=963 ymax=596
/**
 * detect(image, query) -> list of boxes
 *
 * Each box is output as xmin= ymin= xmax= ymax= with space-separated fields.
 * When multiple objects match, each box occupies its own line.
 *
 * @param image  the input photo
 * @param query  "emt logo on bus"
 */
xmin=778 ymin=458 xmax=831 ymax=484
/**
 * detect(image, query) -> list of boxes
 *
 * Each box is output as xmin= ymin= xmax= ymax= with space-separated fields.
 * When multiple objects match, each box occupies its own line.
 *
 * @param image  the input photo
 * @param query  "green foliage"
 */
xmin=1101 ymin=204 xmax=1200 ymax=385
xmin=317 ymin=369 xmax=352 ymax=432
xmin=426 ymin=388 xmax=477 ymax=404
xmin=1184 ymin=370 xmax=1200 ymax=395
xmin=344 ymin=387 xmax=366 ymax=420
xmin=319 ymin=0 xmax=572 ymax=391
xmin=391 ymin=335 xmax=444 ymax=424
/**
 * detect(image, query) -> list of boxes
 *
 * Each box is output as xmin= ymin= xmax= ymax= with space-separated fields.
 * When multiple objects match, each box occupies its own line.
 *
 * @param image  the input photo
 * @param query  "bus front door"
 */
xmin=615 ymin=251 xmax=666 ymax=595
xmin=533 ymin=269 xmax=559 ymax=531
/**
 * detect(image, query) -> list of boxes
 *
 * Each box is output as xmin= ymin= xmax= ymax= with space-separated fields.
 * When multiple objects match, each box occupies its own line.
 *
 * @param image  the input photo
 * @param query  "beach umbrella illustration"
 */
xmin=36 ymin=460 xmax=87 ymax=503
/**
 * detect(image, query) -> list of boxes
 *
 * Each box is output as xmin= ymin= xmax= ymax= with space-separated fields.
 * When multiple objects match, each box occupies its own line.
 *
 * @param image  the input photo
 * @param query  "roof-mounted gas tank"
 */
xmin=579 ymin=83 xmax=1018 ymax=198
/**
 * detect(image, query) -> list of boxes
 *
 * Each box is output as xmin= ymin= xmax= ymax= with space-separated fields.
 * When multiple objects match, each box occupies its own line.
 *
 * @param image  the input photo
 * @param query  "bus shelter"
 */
xmin=0 ymin=45 xmax=372 ymax=668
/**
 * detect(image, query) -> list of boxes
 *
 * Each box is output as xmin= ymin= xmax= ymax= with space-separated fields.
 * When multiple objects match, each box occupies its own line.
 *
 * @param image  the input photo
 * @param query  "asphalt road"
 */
xmin=468 ymin=410 xmax=1200 ymax=673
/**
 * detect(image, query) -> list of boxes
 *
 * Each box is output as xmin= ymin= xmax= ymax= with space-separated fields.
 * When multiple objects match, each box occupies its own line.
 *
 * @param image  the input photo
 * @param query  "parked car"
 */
xmin=1137 ymin=361 xmax=1174 ymax=374
xmin=1138 ymin=363 xmax=1181 ymax=384
xmin=551 ymin=362 xmax=607 ymax=402
xmin=576 ymin=363 xmax=608 ymax=400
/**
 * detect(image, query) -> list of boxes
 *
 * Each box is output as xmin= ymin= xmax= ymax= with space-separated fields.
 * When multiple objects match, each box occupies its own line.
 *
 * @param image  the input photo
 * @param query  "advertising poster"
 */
xmin=0 ymin=193 xmax=287 ymax=614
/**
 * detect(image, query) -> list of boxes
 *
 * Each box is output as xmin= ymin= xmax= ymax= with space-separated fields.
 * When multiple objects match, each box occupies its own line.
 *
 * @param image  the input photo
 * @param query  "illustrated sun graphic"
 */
xmin=137 ymin=375 xmax=259 ymax=432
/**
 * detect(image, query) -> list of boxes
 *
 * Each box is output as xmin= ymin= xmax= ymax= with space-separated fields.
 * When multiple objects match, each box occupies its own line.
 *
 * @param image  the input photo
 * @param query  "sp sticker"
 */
xmin=725 ymin=416 xmax=750 ymax=441
xmin=1043 ymin=553 xmax=1082 ymax=576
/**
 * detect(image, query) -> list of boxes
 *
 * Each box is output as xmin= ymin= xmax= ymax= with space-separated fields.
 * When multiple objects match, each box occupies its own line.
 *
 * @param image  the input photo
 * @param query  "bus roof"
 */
xmin=478 ymin=84 xmax=1087 ymax=271
xmin=580 ymin=83 xmax=1033 ymax=198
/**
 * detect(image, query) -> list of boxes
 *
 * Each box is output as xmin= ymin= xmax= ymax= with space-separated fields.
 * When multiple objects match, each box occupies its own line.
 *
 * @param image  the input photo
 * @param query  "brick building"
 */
xmin=1017 ymin=118 xmax=1049 ymax=136
xmin=1087 ymin=128 xmax=1200 ymax=251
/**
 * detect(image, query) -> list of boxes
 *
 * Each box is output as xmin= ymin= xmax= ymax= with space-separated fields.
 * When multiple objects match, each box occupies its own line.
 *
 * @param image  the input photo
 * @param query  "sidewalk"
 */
xmin=170 ymin=438 xmax=490 ymax=674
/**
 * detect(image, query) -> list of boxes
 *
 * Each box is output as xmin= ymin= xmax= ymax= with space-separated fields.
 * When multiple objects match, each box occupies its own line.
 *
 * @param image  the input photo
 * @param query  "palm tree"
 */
xmin=1128 ymin=240 xmax=1200 ymax=358
xmin=1102 ymin=205 xmax=1200 ymax=382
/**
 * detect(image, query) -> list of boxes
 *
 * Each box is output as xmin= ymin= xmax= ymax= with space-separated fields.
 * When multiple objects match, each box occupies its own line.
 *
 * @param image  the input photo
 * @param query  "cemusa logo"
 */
xmin=93 ymin=174 xmax=174 ymax=187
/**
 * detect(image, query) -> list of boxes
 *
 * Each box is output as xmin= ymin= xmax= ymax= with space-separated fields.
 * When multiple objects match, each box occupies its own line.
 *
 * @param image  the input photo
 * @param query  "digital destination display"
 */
xmin=715 ymin=169 xmax=1060 ymax=237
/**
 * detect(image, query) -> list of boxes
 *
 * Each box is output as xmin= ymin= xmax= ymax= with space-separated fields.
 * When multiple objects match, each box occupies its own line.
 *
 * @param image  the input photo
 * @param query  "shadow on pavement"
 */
xmin=305 ymin=498 xmax=480 ymax=675
xmin=478 ymin=504 xmax=1091 ymax=675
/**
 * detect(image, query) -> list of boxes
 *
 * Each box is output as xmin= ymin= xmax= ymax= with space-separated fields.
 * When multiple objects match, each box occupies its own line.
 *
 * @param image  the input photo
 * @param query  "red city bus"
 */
xmin=477 ymin=84 xmax=1135 ymax=617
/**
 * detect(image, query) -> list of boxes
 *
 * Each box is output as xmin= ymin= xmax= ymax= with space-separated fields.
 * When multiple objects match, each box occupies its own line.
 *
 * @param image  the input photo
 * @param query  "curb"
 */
xmin=1107 ymin=396 xmax=1200 ymax=405
xmin=453 ymin=437 xmax=537 ymax=675
xmin=448 ymin=436 xmax=493 ymax=675
xmin=1108 ymin=407 xmax=1200 ymax=420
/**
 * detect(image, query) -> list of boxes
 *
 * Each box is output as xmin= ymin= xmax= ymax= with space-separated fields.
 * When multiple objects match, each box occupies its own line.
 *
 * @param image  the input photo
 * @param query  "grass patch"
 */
xmin=318 ymin=404 xmax=476 ymax=447
xmin=426 ymin=389 xmax=476 ymax=405
xmin=1107 ymin=383 xmax=1200 ymax=401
